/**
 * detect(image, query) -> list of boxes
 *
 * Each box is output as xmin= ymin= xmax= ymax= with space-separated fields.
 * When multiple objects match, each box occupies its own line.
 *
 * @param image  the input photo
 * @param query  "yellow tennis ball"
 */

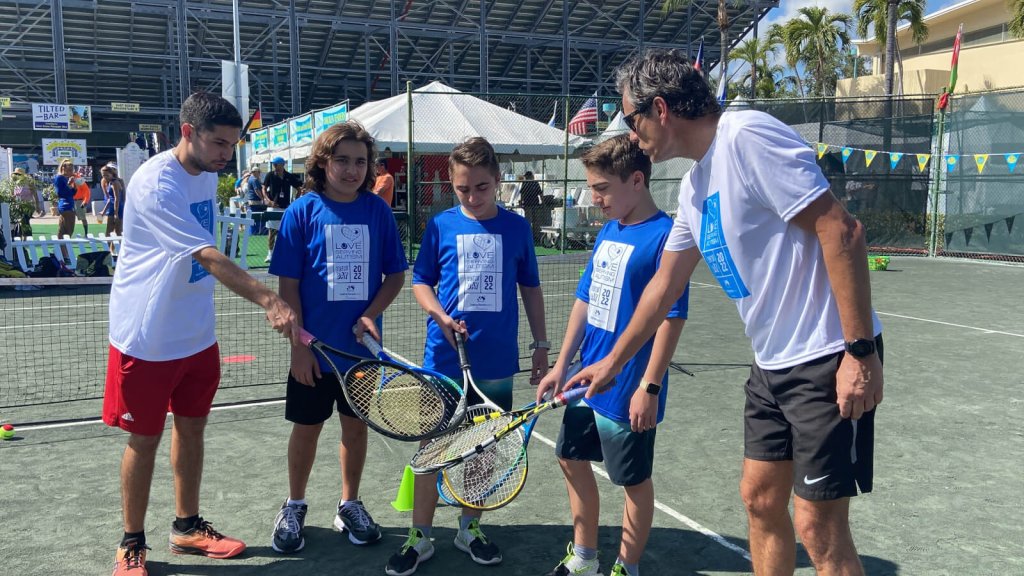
xmin=0 ymin=424 xmax=14 ymax=440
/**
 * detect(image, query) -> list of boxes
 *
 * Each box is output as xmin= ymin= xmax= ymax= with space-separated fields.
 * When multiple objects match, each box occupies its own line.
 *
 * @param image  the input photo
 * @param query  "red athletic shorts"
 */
xmin=103 ymin=343 xmax=221 ymax=436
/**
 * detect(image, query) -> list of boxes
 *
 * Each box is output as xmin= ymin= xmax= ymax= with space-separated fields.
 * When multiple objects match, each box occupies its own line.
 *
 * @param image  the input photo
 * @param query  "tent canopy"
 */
xmin=350 ymin=81 xmax=588 ymax=156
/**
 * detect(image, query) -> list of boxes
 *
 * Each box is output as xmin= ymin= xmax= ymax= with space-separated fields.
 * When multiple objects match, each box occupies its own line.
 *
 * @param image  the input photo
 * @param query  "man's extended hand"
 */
xmin=835 ymin=352 xmax=883 ymax=419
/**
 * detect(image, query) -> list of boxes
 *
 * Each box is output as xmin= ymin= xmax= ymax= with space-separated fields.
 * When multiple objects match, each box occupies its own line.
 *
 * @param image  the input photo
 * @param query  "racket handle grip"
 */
xmin=298 ymin=328 xmax=316 ymax=348
xmin=558 ymin=387 xmax=587 ymax=404
xmin=454 ymin=332 xmax=470 ymax=369
xmin=361 ymin=332 xmax=384 ymax=357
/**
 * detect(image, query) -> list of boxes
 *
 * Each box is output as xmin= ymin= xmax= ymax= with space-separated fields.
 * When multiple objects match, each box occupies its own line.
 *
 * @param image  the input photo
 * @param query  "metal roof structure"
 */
xmin=0 ymin=0 xmax=774 ymax=146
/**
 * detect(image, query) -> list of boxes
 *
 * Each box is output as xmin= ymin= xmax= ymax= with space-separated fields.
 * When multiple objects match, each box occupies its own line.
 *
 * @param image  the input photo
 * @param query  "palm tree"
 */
xmin=730 ymin=36 xmax=785 ymax=99
xmin=778 ymin=7 xmax=852 ymax=97
xmin=1010 ymin=0 xmax=1024 ymax=38
xmin=853 ymin=0 xmax=927 ymax=96
xmin=663 ymin=0 xmax=751 ymax=100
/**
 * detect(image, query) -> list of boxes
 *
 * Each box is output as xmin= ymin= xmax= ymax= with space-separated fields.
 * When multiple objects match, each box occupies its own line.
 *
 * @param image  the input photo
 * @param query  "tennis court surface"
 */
xmin=1 ymin=256 xmax=1021 ymax=575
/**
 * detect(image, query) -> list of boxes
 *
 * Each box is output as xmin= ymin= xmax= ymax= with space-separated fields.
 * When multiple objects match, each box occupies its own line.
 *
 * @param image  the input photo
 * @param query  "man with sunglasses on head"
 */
xmin=104 ymin=91 xmax=301 ymax=576
xmin=569 ymin=49 xmax=884 ymax=576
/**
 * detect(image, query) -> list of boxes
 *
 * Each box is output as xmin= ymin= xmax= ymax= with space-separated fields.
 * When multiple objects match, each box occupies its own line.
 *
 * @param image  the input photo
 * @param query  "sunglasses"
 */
xmin=622 ymin=103 xmax=650 ymax=132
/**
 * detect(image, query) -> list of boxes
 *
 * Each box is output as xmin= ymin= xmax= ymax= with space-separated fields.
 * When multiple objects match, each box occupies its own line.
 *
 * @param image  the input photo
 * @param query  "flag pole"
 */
xmin=928 ymin=23 xmax=962 ymax=257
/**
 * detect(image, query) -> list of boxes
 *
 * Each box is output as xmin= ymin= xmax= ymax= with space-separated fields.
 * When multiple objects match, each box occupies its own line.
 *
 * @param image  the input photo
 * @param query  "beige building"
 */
xmin=837 ymin=0 xmax=1024 ymax=97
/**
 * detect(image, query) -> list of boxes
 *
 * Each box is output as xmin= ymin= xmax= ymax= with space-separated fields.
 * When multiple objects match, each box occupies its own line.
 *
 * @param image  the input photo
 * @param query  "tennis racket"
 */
xmin=298 ymin=328 xmax=449 ymax=441
xmin=410 ymin=386 xmax=586 ymax=475
xmin=360 ymin=333 xmax=467 ymax=433
xmin=440 ymin=363 xmax=580 ymax=510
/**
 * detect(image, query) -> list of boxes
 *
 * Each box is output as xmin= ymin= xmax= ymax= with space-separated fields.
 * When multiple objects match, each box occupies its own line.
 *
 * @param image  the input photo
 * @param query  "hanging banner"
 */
xmin=974 ymin=154 xmax=989 ymax=173
xmin=42 ymin=138 xmax=88 ymax=165
xmin=1005 ymin=153 xmax=1019 ymax=173
xmin=289 ymin=113 xmax=314 ymax=145
xmin=945 ymin=155 xmax=959 ymax=172
xmin=252 ymin=128 xmax=270 ymax=153
xmin=916 ymin=154 xmax=931 ymax=173
xmin=314 ymin=101 xmax=349 ymax=136
xmin=863 ymin=150 xmax=878 ymax=168
xmin=889 ymin=152 xmax=903 ymax=170
xmin=841 ymin=147 xmax=853 ymax=165
xmin=269 ymin=123 xmax=289 ymax=149
xmin=816 ymin=143 xmax=828 ymax=159
xmin=32 ymin=104 xmax=92 ymax=132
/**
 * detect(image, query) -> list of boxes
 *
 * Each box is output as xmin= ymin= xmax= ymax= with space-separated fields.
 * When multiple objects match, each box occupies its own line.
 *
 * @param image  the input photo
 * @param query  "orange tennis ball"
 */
xmin=354 ymin=371 xmax=366 ymax=379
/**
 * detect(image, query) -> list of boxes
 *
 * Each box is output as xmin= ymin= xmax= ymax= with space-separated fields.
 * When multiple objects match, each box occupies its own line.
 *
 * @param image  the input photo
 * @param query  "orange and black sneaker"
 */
xmin=112 ymin=540 xmax=149 ymax=576
xmin=168 ymin=517 xmax=246 ymax=559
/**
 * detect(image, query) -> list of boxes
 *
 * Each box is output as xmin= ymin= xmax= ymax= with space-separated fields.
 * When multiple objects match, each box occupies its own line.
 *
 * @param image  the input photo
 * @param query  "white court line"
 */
xmin=18 ymin=399 xmax=287 ymax=431
xmin=876 ymin=311 xmax=1024 ymax=338
xmin=530 ymin=431 xmax=751 ymax=560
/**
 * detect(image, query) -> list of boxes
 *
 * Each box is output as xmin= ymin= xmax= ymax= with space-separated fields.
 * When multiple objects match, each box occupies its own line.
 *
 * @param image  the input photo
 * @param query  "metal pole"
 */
xmin=928 ymin=107 xmax=947 ymax=256
xmin=562 ymin=94 xmax=569 ymax=254
xmin=407 ymin=81 xmax=416 ymax=262
xmin=232 ymin=0 xmax=246 ymax=175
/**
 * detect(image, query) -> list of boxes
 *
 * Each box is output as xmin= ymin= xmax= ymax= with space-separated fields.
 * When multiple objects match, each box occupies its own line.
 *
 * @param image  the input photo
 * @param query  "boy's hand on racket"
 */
xmin=529 ymin=349 xmax=549 ymax=387
xmin=435 ymin=315 xmax=467 ymax=349
xmin=836 ymin=353 xmax=883 ymax=419
xmin=629 ymin=386 xmax=658 ymax=432
xmin=265 ymin=295 xmax=301 ymax=347
xmin=535 ymin=366 xmax=564 ymax=404
xmin=290 ymin=345 xmax=322 ymax=387
xmin=569 ymin=357 xmax=620 ymax=399
xmin=352 ymin=316 xmax=381 ymax=343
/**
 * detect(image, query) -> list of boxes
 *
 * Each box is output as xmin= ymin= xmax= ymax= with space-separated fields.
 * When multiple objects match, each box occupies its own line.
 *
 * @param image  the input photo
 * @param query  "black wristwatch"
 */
xmin=844 ymin=338 xmax=877 ymax=358
xmin=640 ymin=381 xmax=662 ymax=395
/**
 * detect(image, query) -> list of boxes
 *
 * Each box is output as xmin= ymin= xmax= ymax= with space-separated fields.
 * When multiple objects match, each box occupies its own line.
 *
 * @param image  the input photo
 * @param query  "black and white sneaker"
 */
xmin=333 ymin=499 xmax=383 ymax=545
xmin=453 ymin=518 xmax=502 ymax=565
xmin=385 ymin=528 xmax=435 ymax=576
xmin=271 ymin=501 xmax=307 ymax=554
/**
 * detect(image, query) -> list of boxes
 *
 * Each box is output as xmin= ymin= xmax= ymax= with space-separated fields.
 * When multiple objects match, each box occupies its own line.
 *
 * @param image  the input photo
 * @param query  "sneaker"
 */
xmin=384 ymin=528 xmax=435 ymax=576
xmin=453 ymin=518 xmax=502 ymax=566
xmin=271 ymin=501 xmax=307 ymax=554
xmin=544 ymin=542 xmax=600 ymax=576
xmin=168 ymin=517 xmax=247 ymax=559
xmin=609 ymin=563 xmax=630 ymax=576
xmin=333 ymin=500 xmax=383 ymax=545
xmin=112 ymin=540 xmax=150 ymax=576
xmin=264 ymin=253 xmax=272 ymax=263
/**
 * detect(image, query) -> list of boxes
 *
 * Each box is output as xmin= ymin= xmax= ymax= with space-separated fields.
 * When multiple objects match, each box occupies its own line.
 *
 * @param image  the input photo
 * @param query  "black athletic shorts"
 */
xmin=556 ymin=399 xmax=657 ymax=487
xmin=744 ymin=335 xmax=884 ymax=501
xmin=285 ymin=371 xmax=358 ymax=425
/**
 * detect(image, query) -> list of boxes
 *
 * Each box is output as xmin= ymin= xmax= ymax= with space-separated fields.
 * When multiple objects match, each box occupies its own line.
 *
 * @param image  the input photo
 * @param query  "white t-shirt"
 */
xmin=109 ymin=150 xmax=219 ymax=361
xmin=665 ymin=110 xmax=881 ymax=370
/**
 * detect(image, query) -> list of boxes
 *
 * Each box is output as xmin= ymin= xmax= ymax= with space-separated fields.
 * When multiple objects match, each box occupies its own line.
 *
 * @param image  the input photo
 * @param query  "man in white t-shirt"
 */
xmin=569 ymin=49 xmax=884 ymax=576
xmin=103 ymin=92 xmax=301 ymax=576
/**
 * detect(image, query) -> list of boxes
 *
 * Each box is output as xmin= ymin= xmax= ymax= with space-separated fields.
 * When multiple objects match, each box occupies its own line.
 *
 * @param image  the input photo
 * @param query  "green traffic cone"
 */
xmin=391 ymin=465 xmax=416 ymax=512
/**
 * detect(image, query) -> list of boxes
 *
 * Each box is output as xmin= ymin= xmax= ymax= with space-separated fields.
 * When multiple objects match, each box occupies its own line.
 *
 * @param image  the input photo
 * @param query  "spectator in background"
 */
xmin=100 ymin=164 xmax=126 ymax=252
xmin=519 ymin=171 xmax=544 ymax=242
xmin=372 ymin=158 xmax=395 ymax=208
xmin=262 ymin=156 xmax=303 ymax=262
xmin=73 ymin=169 xmax=92 ymax=236
xmin=245 ymin=167 xmax=266 ymax=208
xmin=54 ymin=159 xmax=77 ymax=262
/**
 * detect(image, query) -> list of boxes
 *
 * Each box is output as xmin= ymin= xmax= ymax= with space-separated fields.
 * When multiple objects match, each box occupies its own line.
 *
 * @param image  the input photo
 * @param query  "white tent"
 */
xmin=350 ymin=81 xmax=588 ymax=156
xmin=597 ymin=111 xmax=629 ymax=141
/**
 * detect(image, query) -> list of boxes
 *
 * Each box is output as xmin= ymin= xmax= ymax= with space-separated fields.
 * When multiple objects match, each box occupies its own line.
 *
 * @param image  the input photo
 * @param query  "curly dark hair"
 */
xmin=304 ymin=121 xmax=377 ymax=194
xmin=615 ymin=48 xmax=721 ymax=120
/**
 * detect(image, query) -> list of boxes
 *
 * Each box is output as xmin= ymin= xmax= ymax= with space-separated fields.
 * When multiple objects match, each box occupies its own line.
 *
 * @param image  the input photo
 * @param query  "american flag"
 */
xmin=568 ymin=94 xmax=598 ymax=135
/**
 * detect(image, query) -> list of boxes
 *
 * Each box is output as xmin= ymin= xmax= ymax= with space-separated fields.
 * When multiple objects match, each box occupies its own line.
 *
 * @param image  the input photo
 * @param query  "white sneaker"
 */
xmin=264 ymin=253 xmax=272 ymax=263
xmin=545 ymin=542 xmax=600 ymax=576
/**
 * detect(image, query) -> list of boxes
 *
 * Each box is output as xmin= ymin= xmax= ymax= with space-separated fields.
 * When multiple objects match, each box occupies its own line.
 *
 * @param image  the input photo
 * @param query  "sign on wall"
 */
xmin=32 ymin=104 xmax=92 ymax=132
xmin=42 ymin=138 xmax=89 ymax=165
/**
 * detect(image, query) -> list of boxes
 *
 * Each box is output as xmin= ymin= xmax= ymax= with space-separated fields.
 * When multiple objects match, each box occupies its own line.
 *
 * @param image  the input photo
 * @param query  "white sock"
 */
xmin=286 ymin=498 xmax=306 ymax=507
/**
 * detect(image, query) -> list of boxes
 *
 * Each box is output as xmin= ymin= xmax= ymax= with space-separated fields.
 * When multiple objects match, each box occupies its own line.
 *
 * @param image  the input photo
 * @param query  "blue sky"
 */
xmin=761 ymin=0 xmax=965 ymax=36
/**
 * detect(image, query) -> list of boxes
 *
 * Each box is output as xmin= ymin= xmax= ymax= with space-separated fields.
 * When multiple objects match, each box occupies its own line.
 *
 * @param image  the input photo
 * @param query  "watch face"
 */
xmin=848 ymin=339 xmax=874 ymax=357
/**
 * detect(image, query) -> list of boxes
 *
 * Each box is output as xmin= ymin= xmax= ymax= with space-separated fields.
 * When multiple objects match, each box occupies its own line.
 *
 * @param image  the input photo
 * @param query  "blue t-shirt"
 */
xmin=576 ymin=212 xmax=690 ymax=423
xmin=269 ymin=190 xmax=408 ymax=371
xmin=102 ymin=183 xmax=117 ymax=216
xmin=413 ymin=206 xmax=540 ymax=380
xmin=54 ymin=175 xmax=75 ymax=213
xmin=244 ymin=175 xmax=262 ymax=203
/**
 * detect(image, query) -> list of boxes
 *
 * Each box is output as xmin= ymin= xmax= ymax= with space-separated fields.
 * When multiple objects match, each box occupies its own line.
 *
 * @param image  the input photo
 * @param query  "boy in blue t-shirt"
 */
xmin=268 ymin=121 xmax=408 ymax=555
xmin=536 ymin=135 xmax=689 ymax=576
xmin=385 ymin=137 xmax=549 ymax=576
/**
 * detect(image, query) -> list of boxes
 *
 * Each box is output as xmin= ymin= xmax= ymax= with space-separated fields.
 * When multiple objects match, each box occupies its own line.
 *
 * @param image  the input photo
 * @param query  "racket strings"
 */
xmin=443 ymin=429 xmax=528 ymax=510
xmin=410 ymin=412 xmax=515 ymax=471
xmin=342 ymin=362 xmax=447 ymax=437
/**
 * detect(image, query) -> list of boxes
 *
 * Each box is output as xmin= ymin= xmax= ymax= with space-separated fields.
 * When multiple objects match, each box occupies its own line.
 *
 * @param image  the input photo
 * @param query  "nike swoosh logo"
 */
xmin=804 ymin=474 xmax=829 ymax=485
